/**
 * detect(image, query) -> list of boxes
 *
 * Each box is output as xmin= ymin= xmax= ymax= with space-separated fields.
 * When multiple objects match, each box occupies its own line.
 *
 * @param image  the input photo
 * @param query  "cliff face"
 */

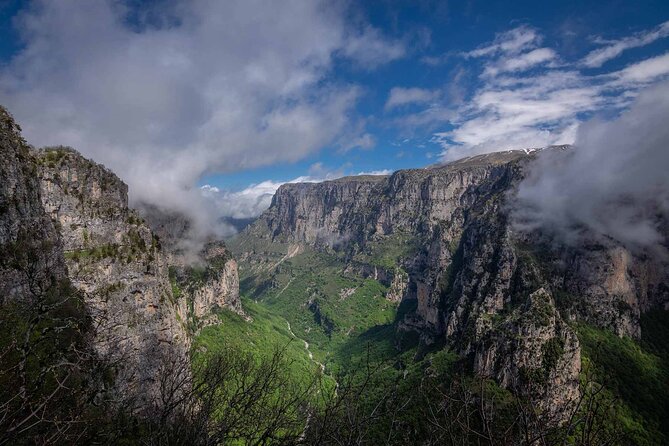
xmin=246 ymin=148 xmax=669 ymax=416
xmin=189 ymin=243 xmax=241 ymax=318
xmin=139 ymin=204 xmax=244 ymax=327
xmin=1 ymin=104 xmax=245 ymax=417
xmin=34 ymin=146 xmax=190 ymax=402
xmin=0 ymin=109 xmax=66 ymax=300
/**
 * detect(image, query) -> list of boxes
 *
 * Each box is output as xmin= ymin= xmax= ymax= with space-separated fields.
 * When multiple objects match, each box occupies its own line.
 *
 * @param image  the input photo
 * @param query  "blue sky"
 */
xmin=0 ymin=0 xmax=668 ymax=223
xmin=200 ymin=0 xmax=669 ymax=189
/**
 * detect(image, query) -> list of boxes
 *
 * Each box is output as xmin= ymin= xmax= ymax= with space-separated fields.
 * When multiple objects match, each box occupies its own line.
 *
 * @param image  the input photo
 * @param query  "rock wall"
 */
xmin=34 ymin=146 xmax=190 ymax=404
xmin=0 ymin=108 xmax=66 ymax=300
xmin=139 ymin=204 xmax=244 ymax=328
xmin=247 ymin=148 xmax=669 ymax=416
xmin=2 ymin=103 xmax=243 ymax=411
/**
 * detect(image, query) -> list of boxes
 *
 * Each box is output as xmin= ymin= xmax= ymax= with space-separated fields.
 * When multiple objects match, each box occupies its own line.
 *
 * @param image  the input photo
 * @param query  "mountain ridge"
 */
xmin=235 ymin=144 xmax=669 ymax=424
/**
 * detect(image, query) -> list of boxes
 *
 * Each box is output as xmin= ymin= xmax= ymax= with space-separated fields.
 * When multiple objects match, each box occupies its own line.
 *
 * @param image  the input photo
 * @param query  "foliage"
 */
xmin=239 ymin=249 xmax=397 ymax=371
xmin=196 ymin=300 xmax=322 ymax=386
xmin=0 ymin=279 xmax=108 ymax=444
xmin=351 ymin=232 xmax=418 ymax=269
xmin=576 ymin=320 xmax=669 ymax=444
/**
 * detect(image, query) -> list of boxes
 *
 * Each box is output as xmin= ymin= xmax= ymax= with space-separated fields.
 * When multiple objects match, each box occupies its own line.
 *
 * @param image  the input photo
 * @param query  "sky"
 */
xmin=0 ymin=0 xmax=668 ymax=232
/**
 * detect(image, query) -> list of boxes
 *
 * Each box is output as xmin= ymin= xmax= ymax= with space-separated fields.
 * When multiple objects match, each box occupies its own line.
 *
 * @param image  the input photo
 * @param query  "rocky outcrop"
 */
xmin=190 ymin=243 xmax=242 ymax=318
xmin=34 ymin=146 xmax=190 ymax=404
xmin=140 ymin=204 xmax=244 ymax=328
xmin=245 ymin=147 xmax=669 ymax=416
xmin=2 ymin=101 xmax=244 ymax=409
xmin=0 ymin=108 xmax=66 ymax=300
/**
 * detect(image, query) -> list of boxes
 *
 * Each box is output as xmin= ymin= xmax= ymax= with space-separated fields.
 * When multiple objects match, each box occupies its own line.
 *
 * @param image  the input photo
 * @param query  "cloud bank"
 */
xmin=438 ymin=25 xmax=669 ymax=160
xmin=514 ymin=80 xmax=669 ymax=250
xmin=0 ymin=0 xmax=403 ymax=235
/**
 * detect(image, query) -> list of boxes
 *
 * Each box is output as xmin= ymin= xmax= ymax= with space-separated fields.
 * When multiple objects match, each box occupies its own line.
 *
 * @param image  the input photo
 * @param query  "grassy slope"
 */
xmin=225 ymin=229 xmax=417 ymax=375
xmin=195 ymin=299 xmax=323 ymax=385
xmin=576 ymin=310 xmax=669 ymax=445
xmin=251 ymin=249 xmax=397 ymax=371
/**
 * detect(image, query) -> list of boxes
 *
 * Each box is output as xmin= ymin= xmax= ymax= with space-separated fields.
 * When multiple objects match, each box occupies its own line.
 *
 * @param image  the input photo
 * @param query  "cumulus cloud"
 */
xmin=513 ymin=80 xmax=669 ymax=250
xmin=201 ymin=182 xmax=281 ymax=221
xmin=582 ymin=20 xmax=669 ymax=68
xmin=0 ymin=0 xmax=404 ymax=236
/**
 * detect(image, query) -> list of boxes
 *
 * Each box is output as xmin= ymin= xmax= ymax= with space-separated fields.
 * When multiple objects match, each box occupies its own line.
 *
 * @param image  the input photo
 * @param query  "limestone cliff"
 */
xmin=34 ymin=146 xmax=190 ymax=403
xmin=0 ymin=108 xmax=66 ymax=300
xmin=2 ymin=100 xmax=244 ymax=410
xmin=139 ymin=204 xmax=244 ymax=328
xmin=243 ymin=148 xmax=669 ymax=416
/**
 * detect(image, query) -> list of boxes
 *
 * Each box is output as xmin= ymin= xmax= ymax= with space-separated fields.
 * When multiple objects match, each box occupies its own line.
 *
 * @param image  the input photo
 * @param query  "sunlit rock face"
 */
xmin=34 ymin=146 xmax=190 ymax=406
xmin=246 ymin=147 xmax=669 ymax=418
xmin=139 ymin=204 xmax=244 ymax=329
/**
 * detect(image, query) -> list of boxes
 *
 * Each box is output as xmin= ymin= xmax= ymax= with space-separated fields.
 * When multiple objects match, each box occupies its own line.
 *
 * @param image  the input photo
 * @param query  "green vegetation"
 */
xmin=196 ymin=300 xmax=321 ymax=385
xmin=576 ymin=315 xmax=669 ymax=444
xmin=238 ymin=248 xmax=398 ymax=372
xmin=38 ymin=146 xmax=70 ymax=168
xmin=65 ymin=243 xmax=120 ymax=262
xmin=64 ymin=228 xmax=153 ymax=265
xmin=0 ymin=278 xmax=110 ymax=444
xmin=222 ymin=230 xmax=669 ymax=444
xmin=541 ymin=336 xmax=565 ymax=375
xmin=351 ymin=232 xmax=418 ymax=269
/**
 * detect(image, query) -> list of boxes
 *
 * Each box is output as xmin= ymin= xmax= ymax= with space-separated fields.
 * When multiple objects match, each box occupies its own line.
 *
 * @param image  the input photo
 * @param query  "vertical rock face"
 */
xmin=139 ymin=204 xmax=244 ymax=328
xmin=34 ymin=146 xmax=190 ymax=403
xmin=189 ymin=243 xmax=242 ymax=318
xmin=1 ymin=104 xmax=241 ymax=410
xmin=0 ymin=108 xmax=66 ymax=300
xmin=245 ymin=148 xmax=669 ymax=416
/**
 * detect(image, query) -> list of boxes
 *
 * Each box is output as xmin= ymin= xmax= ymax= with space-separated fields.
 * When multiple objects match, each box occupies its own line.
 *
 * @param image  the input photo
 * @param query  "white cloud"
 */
xmin=428 ymin=25 xmax=669 ymax=162
xmin=514 ymin=80 xmax=669 ymax=250
xmin=201 ymin=165 xmax=393 ymax=223
xmin=338 ymin=132 xmax=376 ymax=152
xmin=483 ymin=47 xmax=557 ymax=77
xmin=613 ymin=52 xmax=669 ymax=84
xmin=357 ymin=169 xmax=392 ymax=176
xmin=582 ymin=20 xmax=669 ymax=68
xmin=201 ymin=181 xmax=283 ymax=220
xmin=385 ymin=87 xmax=437 ymax=110
xmin=341 ymin=25 xmax=406 ymax=68
xmin=465 ymin=25 xmax=541 ymax=58
xmin=0 ymin=0 xmax=404 ymax=235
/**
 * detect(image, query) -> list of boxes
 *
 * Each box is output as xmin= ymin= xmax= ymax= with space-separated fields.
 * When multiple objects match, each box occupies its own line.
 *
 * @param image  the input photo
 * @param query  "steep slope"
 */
xmin=235 ymin=148 xmax=669 ymax=423
xmin=34 ymin=146 xmax=190 ymax=402
xmin=0 ymin=108 xmax=66 ymax=300
xmin=0 ymin=107 xmax=101 ymax=443
xmin=139 ymin=204 xmax=244 ymax=328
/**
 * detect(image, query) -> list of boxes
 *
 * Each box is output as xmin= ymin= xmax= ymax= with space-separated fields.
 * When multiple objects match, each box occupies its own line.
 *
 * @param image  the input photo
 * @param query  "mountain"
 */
xmin=1 ymin=106 xmax=243 ymax=422
xmin=0 ymin=107 xmax=66 ymax=302
xmin=2 ymin=98 xmax=668 ymax=443
xmin=232 ymin=147 xmax=669 ymax=437
xmin=33 ymin=145 xmax=192 ymax=403
xmin=139 ymin=203 xmax=244 ymax=323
